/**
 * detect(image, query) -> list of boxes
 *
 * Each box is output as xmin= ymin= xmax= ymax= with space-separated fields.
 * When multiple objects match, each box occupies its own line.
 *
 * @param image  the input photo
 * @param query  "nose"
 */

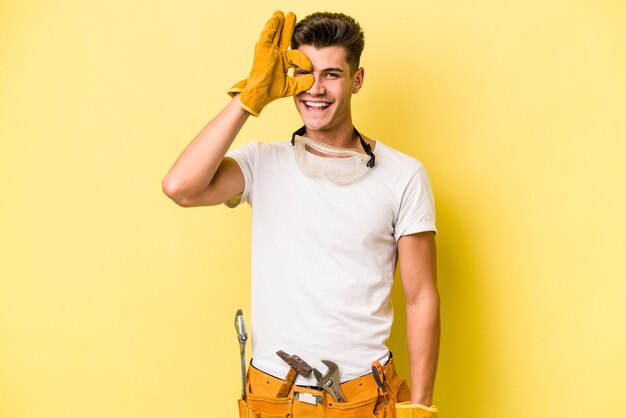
xmin=306 ymin=74 xmax=325 ymax=96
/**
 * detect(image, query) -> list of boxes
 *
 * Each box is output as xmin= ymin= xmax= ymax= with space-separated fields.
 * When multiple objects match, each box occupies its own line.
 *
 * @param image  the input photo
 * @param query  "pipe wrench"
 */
xmin=312 ymin=360 xmax=346 ymax=403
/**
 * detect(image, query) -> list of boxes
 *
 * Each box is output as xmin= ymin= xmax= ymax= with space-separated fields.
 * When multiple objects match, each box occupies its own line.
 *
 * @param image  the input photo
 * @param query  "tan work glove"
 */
xmin=395 ymin=402 xmax=439 ymax=418
xmin=228 ymin=11 xmax=314 ymax=116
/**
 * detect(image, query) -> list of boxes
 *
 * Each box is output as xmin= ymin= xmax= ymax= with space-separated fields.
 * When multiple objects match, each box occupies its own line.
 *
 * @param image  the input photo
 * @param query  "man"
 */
xmin=163 ymin=11 xmax=439 ymax=418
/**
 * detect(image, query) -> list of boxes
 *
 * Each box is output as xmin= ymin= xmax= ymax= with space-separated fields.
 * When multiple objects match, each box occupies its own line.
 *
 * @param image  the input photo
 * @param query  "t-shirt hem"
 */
xmin=395 ymin=222 xmax=437 ymax=240
xmin=223 ymin=154 xmax=250 ymax=208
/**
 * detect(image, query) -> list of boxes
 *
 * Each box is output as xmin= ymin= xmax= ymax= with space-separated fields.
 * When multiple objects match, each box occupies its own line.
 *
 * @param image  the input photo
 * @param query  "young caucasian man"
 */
xmin=163 ymin=11 xmax=440 ymax=418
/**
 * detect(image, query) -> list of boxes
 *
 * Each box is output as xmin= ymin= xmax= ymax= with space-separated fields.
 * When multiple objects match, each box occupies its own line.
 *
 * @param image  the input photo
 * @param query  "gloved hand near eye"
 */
xmin=395 ymin=402 xmax=439 ymax=418
xmin=228 ymin=11 xmax=314 ymax=117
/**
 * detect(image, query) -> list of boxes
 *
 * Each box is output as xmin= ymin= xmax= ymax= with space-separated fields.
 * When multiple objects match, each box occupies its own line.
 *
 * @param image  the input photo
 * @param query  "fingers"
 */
xmin=258 ymin=11 xmax=284 ymax=45
xmin=279 ymin=12 xmax=296 ymax=52
xmin=285 ymin=74 xmax=314 ymax=96
xmin=286 ymin=50 xmax=312 ymax=72
xmin=272 ymin=11 xmax=285 ymax=46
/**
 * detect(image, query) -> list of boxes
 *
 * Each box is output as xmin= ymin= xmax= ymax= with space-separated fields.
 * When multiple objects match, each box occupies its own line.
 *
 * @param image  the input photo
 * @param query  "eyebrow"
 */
xmin=294 ymin=66 xmax=345 ymax=73
xmin=322 ymin=67 xmax=344 ymax=72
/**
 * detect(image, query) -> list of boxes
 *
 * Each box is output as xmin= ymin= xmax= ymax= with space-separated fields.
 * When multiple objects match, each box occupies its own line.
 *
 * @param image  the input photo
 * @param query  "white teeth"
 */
xmin=305 ymin=101 xmax=330 ymax=108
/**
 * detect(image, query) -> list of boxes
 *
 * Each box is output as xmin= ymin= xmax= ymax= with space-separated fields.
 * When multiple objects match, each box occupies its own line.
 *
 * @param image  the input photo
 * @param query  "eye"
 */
xmin=324 ymin=72 xmax=339 ymax=78
xmin=295 ymin=70 xmax=311 ymax=77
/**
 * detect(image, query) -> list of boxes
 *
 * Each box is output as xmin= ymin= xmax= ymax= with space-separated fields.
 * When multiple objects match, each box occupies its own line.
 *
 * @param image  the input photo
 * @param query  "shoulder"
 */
xmin=229 ymin=140 xmax=292 ymax=159
xmin=259 ymin=140 xmax=292 ymax=152
xmin=240 ymin=139 xmax=292 ymax=153
xmin=374 ymin=141 xmax=425 ymax=176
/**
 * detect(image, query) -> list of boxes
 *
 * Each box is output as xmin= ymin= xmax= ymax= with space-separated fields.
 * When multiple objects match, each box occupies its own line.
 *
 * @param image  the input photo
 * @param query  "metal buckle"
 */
xmin=294 ymin=391 xmax=322 ymax=405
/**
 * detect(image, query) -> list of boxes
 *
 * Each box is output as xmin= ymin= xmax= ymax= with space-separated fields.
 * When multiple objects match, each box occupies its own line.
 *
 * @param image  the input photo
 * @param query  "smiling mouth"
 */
xmin=304 ymin=101 xmax=331 ymax=110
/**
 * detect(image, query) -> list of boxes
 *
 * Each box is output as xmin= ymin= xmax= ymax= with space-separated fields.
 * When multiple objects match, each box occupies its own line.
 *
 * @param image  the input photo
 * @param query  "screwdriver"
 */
xmin=371 ymin=360 xmax=388 ymax=404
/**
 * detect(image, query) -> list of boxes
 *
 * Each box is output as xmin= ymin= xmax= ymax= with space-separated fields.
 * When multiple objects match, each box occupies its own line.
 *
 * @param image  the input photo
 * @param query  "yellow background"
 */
xmin=1 ymin=0 xmax=625 ymax=417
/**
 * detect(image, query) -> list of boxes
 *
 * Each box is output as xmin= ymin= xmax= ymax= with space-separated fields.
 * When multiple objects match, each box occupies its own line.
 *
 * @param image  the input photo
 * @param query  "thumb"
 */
xmin=284 ymin=74 xmax=314 ymax=96
xmin=286 ymin=50 xmax=313 ymax=72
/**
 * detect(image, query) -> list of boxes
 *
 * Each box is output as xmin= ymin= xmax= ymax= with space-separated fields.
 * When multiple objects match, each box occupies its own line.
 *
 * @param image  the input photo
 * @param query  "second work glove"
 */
xmin=228 ymin=11 xmax=314 ymax=116
xmin=395 ymin=402 xmax=439 ymax=418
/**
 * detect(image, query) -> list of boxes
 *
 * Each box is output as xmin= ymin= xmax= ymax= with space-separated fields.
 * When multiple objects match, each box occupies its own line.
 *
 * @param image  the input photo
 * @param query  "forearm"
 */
xmin=406 ymin=294 xmax=440 ymax=405
xmin=162 ymin=96 xmax=249 ymax=202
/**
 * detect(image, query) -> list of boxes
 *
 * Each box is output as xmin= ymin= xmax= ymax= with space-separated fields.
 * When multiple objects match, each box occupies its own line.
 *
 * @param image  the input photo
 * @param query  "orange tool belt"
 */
xmin=238 ymin=356 xmax=410 ymax=418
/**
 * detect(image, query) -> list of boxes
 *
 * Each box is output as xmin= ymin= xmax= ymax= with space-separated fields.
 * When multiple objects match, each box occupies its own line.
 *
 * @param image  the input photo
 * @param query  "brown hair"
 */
xmin=291 ymin=12 xmax=365 ymax=73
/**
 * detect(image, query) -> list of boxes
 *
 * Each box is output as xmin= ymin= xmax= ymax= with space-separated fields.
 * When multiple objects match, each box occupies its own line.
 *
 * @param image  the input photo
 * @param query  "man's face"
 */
xmin=293 ymin=45 xmax=363 ymax=135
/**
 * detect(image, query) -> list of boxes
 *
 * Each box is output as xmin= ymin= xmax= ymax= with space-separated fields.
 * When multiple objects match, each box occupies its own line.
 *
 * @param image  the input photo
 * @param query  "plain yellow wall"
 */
xmin=1 ymin=1 xmax=625 ymax=417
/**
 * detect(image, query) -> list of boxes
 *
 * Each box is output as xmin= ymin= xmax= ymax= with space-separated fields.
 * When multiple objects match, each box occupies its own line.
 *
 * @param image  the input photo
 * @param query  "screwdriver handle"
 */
xmin=371 ymin=361 xmax=388 ymax=396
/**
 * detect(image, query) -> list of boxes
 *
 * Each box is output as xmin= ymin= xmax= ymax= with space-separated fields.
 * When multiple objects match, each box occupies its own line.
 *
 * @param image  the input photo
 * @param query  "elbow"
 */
xmin=162 ymin=175 xmax=194 ymax=207
xmin=406 ymin=289 xmax=440 ymax=311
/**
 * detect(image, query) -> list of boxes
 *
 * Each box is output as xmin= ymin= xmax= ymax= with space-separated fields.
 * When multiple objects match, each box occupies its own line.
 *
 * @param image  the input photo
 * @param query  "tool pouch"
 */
xmin=238 ymin=395 xmax=292 ymax=418
xmin=372 ymin=374 xmax=411 ymax=417
xmin=238 ymin=365 xmax=292 ymax=418
xmin=239 ymin=359 xmax=411 ymax=418
xmin=238 ymin=394 xmax=384 ymax=418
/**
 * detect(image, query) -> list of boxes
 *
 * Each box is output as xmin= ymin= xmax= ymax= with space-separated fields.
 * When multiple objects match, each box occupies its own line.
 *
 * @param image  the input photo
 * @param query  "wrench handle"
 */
xmin=235 ymin=310 xmax=248 ymax=401
xmin=321 ymin=376 xmax=346 ymax=403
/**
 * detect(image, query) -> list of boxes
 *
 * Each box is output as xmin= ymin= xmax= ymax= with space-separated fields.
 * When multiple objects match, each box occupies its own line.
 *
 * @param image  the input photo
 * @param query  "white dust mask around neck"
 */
xmin=290 ymin=126 xmax=375 ymax=185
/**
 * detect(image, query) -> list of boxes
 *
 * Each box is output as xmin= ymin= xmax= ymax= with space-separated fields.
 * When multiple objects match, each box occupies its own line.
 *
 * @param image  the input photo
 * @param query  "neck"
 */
xmin=305 ymin=122 xmax=358 ymax=149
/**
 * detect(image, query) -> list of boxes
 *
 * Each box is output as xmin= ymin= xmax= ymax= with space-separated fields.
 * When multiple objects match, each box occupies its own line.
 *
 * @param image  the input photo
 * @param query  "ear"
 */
xmin=352 ymin=67 xmax=364 ymax=94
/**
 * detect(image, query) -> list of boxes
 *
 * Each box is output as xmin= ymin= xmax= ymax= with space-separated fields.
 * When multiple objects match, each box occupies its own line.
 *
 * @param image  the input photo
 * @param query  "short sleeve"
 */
xmin=224 ymin=141 xmax=259 ymax=208
xmin=394 ymin=166 xmax=437 ymax=240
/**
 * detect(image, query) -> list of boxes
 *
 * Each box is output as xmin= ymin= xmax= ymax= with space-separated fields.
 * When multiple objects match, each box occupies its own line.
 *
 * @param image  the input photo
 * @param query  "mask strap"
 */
xmin=290 ymin=125 xmax=307 ymax=145
xmin=354 ymin=127 xmax=375 ymax=168
xmin=290 ymin=126 xmax=376 ymax=168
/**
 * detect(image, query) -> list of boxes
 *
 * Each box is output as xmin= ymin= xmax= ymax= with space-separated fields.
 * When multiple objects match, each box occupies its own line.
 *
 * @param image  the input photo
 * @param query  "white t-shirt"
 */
xmin=227 ymin=139 xmax=436 ymax=385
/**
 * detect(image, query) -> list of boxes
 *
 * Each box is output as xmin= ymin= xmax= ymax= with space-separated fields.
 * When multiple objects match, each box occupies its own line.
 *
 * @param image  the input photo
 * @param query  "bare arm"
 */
xmin=162 ymin=97 xmax=250 ymax=207
xmin=162 ymin=11 xmax=314 ymax=208
xmin=397 ymin=231 xmax=440 ymax=406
